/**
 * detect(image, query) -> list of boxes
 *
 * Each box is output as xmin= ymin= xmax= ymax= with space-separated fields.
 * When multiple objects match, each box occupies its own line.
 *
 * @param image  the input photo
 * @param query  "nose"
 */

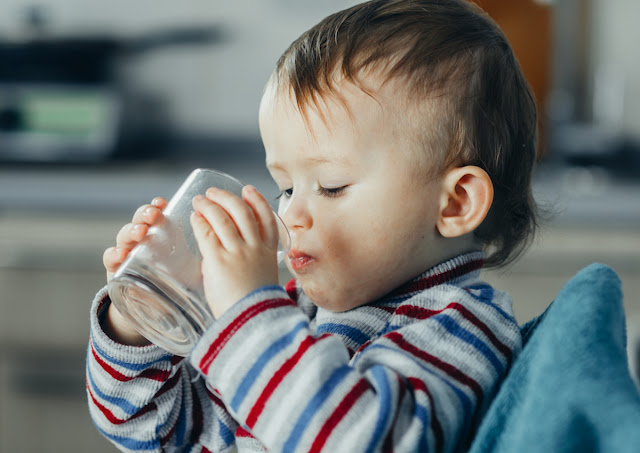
xmin=279 ymin=194 xmax=312 ymax=232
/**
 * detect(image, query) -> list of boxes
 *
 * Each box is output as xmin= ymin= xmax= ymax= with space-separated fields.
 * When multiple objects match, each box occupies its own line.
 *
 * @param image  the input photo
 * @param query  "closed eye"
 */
xmin=316 ymin=185 xmax=348 ymax=198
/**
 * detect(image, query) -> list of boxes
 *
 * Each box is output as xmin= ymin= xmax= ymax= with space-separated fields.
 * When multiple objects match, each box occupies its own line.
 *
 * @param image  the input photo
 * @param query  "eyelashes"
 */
xmin=275 ymin=185 xmax=348 ymax=200
xmin=316 ymin=186 xmax=347 ymax=198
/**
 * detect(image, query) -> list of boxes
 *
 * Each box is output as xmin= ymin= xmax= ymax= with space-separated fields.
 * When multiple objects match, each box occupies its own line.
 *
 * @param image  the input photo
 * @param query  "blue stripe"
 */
xmin=316 ymin=323 xmax=370 ymax=345
xmin=230 ymin=320 xmax=308 ymax=411
xmin=87 ymin=361 xmax=141 ymax=415
xmin=435 ymin=315 xmax=504 ymax=375
xmin=365 ymin=366 xmax=393 ymax=453
xmin=357 ymin=344 xmax=473 ymax=421
xmin=175 ymin=397 xmax=186 ymax=445
xmin=90 ymin=332 xmax=172 ymax=371
xmin=94 ymin=423 xmax=160 ymax=451
xmin=466 ymin=284 xmax=517 ymax=324
xmin=238 ymin=284 xmax=287 ymax=302
xmin=283 ymin=365 xmax=352 ymax=452
xmin=415 ymin=404 xmax=430 ymax=452
xmin=218 ymin=420 xmax=235 ymax=447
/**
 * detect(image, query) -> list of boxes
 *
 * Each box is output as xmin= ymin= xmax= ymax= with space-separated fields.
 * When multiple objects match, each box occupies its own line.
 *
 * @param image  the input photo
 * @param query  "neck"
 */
xmin=426 ymin=233 xmax=482 ymax=272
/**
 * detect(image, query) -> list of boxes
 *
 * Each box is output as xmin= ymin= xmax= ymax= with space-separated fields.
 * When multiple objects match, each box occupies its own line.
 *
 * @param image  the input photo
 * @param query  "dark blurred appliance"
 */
xmin=0 ymin=25 xmax=224 ymax=163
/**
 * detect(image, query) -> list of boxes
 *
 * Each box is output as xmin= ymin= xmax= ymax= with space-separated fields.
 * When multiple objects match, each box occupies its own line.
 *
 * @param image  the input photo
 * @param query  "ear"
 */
xmin=436 ymin=166 xmax=494 ymax=238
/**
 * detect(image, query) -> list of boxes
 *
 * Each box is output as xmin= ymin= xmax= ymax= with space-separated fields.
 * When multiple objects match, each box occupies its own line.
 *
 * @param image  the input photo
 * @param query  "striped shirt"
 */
xmin=87 ymin=251 xmax=522 ymax=452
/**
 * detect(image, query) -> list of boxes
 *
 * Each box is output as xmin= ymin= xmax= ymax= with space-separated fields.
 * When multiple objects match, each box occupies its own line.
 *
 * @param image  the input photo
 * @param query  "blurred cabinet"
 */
xmin=479 ymin=0 xmax=553 ymax=153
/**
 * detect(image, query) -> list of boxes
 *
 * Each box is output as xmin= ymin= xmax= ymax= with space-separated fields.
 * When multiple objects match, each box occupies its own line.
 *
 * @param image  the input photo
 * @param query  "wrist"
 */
xmin=103 ymin=302 xmax=151 ymax=346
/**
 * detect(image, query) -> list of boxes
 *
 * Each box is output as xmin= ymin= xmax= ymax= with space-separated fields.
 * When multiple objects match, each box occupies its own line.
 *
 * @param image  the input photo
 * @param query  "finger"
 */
xmin=131 ymin=200 xmax=165 ymax=225
xmin=151 ymin=197 xmax=168 ymax=209
xmin=193 ymin=194 xmax=245 ymax=251
xmin=190 ymin=210 xmax=222 ymax=260
xmin=103 ymin=246 xmax=129 ymax=277
xmin=242 ymin=185 xmax=279 ymax=248
xmin=115 ymin=223 xmax=149 ymax=248
xmin=204 ymin=187 xmax=261 ymax=245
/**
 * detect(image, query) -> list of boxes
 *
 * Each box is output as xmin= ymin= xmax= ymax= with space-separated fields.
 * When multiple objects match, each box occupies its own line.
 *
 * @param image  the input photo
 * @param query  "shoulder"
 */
xmin=386 ymin=279 xmax=522 ymax=356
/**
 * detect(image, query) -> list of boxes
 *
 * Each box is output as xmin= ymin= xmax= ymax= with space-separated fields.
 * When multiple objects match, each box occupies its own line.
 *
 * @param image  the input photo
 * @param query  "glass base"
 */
xmin=108 ymin=265 xmax=213 ymax=356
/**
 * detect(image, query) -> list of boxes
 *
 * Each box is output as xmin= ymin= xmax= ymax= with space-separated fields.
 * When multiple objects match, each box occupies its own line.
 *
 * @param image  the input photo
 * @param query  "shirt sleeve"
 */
xmin=189 ymin=284 xmax=521 ymax=453
xmin=86 ymin=287 xmax=238 ymax=452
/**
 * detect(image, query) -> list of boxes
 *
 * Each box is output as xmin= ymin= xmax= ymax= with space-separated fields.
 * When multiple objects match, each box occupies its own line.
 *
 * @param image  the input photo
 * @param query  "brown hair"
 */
xmin=270 ymin=0 xmax=539 ymax=268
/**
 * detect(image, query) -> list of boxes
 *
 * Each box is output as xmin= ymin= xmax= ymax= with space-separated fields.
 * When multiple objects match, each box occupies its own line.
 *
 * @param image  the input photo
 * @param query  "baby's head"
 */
xmin=260 ymin=0 xmax=539 ymax=310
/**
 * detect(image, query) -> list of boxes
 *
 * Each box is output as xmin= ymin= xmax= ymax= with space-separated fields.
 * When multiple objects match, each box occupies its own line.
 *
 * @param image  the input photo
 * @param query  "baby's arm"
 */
xmin=87 ymin=198 xmax=239 ymax=452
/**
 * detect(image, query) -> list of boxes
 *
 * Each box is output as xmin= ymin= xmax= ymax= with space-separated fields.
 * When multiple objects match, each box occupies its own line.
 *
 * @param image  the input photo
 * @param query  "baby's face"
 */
xmin=259 ymin=78 xmax=447 ymax=311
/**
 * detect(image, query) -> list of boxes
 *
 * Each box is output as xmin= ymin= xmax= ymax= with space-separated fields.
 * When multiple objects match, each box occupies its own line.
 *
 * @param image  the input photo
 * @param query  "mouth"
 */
xmin=287 ymin=249 xmax=316 ymax=272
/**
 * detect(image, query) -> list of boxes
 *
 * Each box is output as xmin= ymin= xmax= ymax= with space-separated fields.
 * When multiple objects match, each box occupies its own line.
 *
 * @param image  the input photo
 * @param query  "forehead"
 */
xmin=261 ymin=74 xmax=438 ymax=178
xmin=261 ymin=82 xmax=386 ymax=169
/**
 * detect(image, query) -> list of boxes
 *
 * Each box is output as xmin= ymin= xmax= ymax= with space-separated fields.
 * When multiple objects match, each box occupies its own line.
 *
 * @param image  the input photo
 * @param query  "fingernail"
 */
xmin=193 ymin=194 xmax=205 ymax=201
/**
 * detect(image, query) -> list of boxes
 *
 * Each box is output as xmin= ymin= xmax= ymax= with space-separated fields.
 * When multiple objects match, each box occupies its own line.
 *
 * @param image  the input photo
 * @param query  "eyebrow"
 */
xmin=267 ymin=154 xmax=345 ymax=171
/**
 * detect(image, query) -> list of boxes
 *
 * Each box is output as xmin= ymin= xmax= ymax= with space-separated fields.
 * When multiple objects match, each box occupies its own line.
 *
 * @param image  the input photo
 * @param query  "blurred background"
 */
xmin=0 ymin=0 xmax=639 ymax=451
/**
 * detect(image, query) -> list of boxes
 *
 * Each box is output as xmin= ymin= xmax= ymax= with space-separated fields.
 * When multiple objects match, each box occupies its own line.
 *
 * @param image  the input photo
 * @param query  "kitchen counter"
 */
xmin=0 ymin=145 xmax=278 ymax=215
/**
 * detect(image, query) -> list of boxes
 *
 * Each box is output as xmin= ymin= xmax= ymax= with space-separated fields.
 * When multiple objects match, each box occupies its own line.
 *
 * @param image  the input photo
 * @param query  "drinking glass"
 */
xmin=108 ymin=168 xmax=290 ymax=356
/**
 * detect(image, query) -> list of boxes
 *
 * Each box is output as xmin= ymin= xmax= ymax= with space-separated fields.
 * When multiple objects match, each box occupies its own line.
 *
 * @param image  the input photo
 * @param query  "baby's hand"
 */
xmin=101 ymin=197 xmax=167 ymax=345
xmin=190 ymin=185 xmax=280 ymax=318
xmin=103 ymin=197 xmax=167 ymax=282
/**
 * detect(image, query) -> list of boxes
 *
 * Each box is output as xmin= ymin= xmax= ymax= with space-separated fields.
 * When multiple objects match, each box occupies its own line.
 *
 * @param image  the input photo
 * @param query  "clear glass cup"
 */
xmin=108 ymin=168 xmax=290 ymax=356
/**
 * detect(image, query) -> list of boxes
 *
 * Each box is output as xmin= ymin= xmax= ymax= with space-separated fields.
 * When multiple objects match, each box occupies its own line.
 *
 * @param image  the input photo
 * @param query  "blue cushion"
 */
xmin=469 ymin=263 xmax=640 ymax=453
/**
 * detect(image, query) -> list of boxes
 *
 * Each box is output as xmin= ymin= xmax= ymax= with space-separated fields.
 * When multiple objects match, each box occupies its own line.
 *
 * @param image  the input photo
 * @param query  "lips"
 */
xmin=287 ymin=249 xmax=315 ymax=272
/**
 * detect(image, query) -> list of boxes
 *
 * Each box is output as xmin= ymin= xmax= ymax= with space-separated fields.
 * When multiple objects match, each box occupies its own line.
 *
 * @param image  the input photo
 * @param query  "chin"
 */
xmin=309 ymin=290 xmax=367 ymax=313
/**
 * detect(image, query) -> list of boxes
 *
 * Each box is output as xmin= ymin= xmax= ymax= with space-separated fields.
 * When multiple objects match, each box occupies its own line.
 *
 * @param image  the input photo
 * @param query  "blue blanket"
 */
xmin=469 ymin=263 xmax=640 ymax=453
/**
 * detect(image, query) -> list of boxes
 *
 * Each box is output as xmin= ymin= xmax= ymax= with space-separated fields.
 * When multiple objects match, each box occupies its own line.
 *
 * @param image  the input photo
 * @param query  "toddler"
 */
xmin=87 ymin=0 xmax=538 ymax=452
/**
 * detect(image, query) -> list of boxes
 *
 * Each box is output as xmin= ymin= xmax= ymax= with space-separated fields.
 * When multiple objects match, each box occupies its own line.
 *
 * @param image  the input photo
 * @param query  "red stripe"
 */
xmin=90 ymin=341 xmax=170 ymax=382
xmin=407 ymin=377 xmax=444 ymax=452
xmin=285 ymin=278 xmax=298 ymax=300
xmin=309 ymin=379 xmax=370 ymax=453
xmin=394 ymin=302 xmax=512 ymax=361
xmin=171 ymin=355 xmax=185 ymax=366
xmin=235 ymin=426 xmax=254 ymax=438
xmin=246 ymin=334 xmax=329 ymax=428
xmin=448 ymin=303 xmax=512 ymax=362
xmin=86 ymin=368 xmax=179 ymax=426
xmin=199 ymin=298 xmax=296 ymax=374
xmin=86 ymin=380 xmax=157 ymax=425
xmin=206 ymin=387 xmax=227 ymax=411
xmin=389 ymin=258 xmax=484 ymax=298
xmin=153 ymin=368 xmax=182 ymax=398
xmin=386 ymin=332 xmax=483 ymax=406
xmin=355 ymin=340 xmax=373 ymax=356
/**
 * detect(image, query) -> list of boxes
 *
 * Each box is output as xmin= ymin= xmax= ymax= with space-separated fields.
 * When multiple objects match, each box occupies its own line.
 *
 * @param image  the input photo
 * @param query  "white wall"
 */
xmin=0 ymin=0 xmax=356 ymax=137
xmin=589 ymin=0 xmax=640 ymax=139
xmin=2 ymin=0 xmax=639 ymax=140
